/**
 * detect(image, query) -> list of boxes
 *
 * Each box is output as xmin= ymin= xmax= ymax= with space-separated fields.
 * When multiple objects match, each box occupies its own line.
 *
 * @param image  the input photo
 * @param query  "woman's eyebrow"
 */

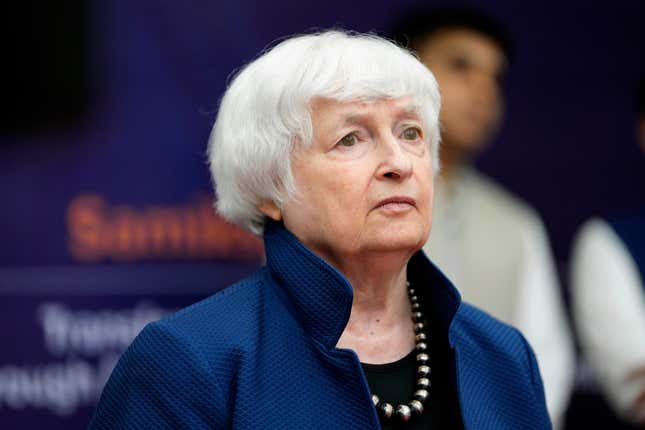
xmin=396 ymin=105 xmax=422 ymax=121
xmin=339 ymin=113 xmax=368 ymax=127
xmin=338 ymin=105 xmax=420 ymax=126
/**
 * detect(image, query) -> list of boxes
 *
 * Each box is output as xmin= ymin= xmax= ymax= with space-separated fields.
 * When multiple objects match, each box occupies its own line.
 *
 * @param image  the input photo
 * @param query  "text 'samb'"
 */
xmin=66 ymin=194 xmax=263 ymax=263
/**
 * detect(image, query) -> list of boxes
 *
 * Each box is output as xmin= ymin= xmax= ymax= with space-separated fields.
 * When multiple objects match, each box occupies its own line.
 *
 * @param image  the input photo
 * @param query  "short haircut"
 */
xmin=390 ymin=6 xmax=513 ymax=61
xmin=208 ymin=30 xmax=441 ymax=235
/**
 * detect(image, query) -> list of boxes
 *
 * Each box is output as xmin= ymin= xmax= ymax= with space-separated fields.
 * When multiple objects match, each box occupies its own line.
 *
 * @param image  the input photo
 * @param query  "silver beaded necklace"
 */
xmin=370 ymin=282 xmax=430 ymax=422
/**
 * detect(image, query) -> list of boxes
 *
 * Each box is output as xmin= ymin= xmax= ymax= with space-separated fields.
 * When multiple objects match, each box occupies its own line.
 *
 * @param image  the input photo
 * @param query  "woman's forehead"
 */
xmin=310 ymin=96 xmax=421 ymax=122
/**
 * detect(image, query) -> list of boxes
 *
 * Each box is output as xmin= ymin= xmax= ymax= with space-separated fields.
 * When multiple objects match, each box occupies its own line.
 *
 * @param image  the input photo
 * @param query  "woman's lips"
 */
xmin=374 ymin=196 xmax=416 ymax=213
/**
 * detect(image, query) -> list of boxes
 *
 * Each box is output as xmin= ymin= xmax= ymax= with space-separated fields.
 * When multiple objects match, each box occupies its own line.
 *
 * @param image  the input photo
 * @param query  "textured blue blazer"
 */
xmin=88 ymin=221 xmax=551 ymax=429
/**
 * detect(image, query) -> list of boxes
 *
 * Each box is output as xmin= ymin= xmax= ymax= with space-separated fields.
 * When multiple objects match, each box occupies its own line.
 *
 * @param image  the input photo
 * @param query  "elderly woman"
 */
xmin=88 ymin=31 xmax=550 ymax=429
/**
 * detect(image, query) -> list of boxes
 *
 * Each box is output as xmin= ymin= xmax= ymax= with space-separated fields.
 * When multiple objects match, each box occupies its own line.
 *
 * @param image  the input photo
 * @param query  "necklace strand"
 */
xmin=370 ymin=282 xmax=430 ymax=422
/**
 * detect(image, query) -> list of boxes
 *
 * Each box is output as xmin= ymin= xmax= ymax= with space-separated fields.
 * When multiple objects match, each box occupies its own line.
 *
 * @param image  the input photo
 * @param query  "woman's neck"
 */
xmin=334 ymin=254 xmax=416 ymax=364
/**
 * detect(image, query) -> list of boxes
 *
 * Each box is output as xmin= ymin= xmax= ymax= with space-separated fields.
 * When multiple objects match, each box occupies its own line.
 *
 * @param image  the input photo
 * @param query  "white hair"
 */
xmin=208 ymin=30 xmax=441 ymax=235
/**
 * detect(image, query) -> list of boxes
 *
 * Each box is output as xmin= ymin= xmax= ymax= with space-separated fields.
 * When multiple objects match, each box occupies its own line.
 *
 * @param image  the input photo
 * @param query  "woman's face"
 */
xmin=268 ymin=97 xmax=434 ymax=265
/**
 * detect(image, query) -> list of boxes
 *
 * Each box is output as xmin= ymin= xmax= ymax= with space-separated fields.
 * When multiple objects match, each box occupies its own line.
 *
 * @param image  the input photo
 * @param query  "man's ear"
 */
xmin=258 ymin=200 xmax=282 ymax=221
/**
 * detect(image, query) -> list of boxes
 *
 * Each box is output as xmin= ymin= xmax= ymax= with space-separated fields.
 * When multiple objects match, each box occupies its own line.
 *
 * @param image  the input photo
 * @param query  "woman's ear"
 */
xmin=258 ymin=201 xmax=282 ymax=221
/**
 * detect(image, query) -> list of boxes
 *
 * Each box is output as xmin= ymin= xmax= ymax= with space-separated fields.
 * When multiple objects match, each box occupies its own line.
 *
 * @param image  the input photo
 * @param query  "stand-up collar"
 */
xmin=263 ymin=220 xmax=462 ymax=349
xmin=408 ymin=251 xmax=463 ymax=347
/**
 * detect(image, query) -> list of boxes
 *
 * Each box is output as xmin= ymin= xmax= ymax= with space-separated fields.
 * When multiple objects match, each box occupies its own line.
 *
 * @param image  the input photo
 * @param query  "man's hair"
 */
xmin=390 ymin=6 xmax=513 ymax=61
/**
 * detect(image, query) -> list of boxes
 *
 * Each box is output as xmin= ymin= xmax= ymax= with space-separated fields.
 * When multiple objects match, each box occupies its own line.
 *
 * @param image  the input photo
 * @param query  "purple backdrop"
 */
xmin=1 ymin=0 xmax=643 ymax=428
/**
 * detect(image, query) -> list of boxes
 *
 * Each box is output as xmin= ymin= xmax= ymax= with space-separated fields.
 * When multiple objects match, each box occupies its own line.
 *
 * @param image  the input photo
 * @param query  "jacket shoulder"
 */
xmin=452 ymin=302 xmax=541 ymax=377
xmin=89 ymin=317 xmax=229 ymax=429
xmin=162 ymin=268 xmax=268 ymax=341
xmin=89 ymin=269 xmax=272 ymax=429
xmin=452 ymin=302 xmax=528 ymax=354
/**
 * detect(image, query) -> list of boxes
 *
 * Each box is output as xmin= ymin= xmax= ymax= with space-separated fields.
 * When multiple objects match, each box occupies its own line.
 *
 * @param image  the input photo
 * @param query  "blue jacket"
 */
xmin=89 ymin=221 xmax=551 ymax=429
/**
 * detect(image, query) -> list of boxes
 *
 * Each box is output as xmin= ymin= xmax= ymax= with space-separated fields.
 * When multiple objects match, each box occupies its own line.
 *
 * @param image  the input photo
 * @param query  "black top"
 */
xmin=361 ymin=334 xmax=464 ymax=429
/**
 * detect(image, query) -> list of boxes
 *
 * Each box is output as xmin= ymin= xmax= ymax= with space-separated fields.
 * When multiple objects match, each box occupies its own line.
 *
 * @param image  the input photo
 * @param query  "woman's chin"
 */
xmin=365 ymin=228 xmax=428 ymax=254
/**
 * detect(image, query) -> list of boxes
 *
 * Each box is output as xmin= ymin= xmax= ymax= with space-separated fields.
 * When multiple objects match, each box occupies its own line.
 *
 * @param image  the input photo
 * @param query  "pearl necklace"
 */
xmin=370 ymin=282 xmax=430 ymax=422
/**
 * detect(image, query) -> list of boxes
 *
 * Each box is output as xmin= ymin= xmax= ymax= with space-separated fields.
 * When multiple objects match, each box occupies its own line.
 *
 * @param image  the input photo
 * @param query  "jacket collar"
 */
xmin=263 ymin=220 xmax=462 ymax=349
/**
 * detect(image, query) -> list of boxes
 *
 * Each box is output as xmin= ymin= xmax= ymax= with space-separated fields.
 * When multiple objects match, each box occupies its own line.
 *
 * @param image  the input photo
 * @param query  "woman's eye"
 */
xmin=339 ymin=133 xmax=358 ymax=147
xmin=402 ymin=127 xmax=421 ymax=140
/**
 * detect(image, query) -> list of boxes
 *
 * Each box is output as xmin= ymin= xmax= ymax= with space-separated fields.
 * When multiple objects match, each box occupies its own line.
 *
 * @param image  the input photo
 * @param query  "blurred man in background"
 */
xmin=392 ymin=7 xmax=575 ymax=428
xmin=571 ymin=76 xmax=645 ymax=427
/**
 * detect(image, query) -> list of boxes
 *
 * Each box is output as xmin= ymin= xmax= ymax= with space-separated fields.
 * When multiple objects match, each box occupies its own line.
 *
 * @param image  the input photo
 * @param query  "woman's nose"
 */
xmin=376 ymin=134 xmax=413 ymax=181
